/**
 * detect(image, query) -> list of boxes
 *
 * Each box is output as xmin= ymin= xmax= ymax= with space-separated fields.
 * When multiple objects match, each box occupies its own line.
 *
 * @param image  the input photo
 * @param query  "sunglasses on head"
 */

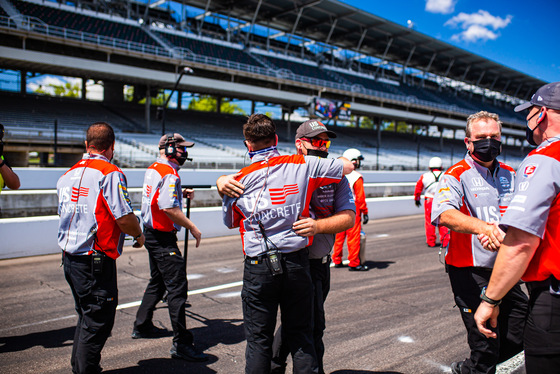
xmin=302 ymin=137 xmax=331 ymax=149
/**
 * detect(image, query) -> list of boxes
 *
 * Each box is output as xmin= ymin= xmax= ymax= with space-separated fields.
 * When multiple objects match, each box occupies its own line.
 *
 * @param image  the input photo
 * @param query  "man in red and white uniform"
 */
xmin=414 ymin=156 xmax=449 ymax=247
xmin=475 ymin=82 xmax=560 ymax=373
xmin=221 ymin=114 xmax=353 ymax=374
xmin=332 ymin=148 xmax=369 ymax=271
xmin=57 ymin=122 xmax=144 ymax=374
xmin=132 ymin=133 xmax=207 ymax=362
xmin=431 ymin=111 xmax=527 ymax=374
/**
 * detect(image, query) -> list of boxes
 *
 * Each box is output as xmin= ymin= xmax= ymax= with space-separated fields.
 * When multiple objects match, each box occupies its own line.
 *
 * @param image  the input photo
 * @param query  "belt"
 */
xmin=245 ymin=247 xmax=308 ymax=265
xmin=527 ymin=276 xmax=559 ymax=293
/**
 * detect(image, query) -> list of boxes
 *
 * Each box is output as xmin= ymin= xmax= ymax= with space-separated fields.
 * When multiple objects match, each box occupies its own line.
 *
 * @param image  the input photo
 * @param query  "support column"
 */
xmin=20 ymin=70 xmax=27 ymax=94
xmin=145 ymin=86 xmax=151 ymax=133
xmin=82 ymin=78 xmax=87 ymax=100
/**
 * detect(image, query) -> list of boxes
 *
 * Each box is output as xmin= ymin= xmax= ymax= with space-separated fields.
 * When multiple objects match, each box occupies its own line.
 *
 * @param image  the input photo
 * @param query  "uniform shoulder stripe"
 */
xmin=148 ymin=162 xmax=178 ymax=177
xmin=445 ymin=159 xmax=471 ymax=179
xmin=531 ymin=139 xmax=560 ymax=162
xmin=498 ymin=162 xmax=515 ymax=172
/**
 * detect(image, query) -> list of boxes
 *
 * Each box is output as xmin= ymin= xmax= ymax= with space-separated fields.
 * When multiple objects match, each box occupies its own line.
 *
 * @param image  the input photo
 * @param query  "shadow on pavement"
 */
xmin=363 ymin=260 xmax=395 ymax=270
xmin=186 ymin=309 xmax=245 ymax=350
xmin=103 ymin=357 xmax=218 ymax=374
xmin=0 ymin=326 xmax=74 ymax=353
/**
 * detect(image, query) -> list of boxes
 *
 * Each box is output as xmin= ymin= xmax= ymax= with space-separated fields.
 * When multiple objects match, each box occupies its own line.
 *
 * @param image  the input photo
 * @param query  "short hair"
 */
xmin=86 ymin=122 xmax=115 ymax=152
xmin=465 ymin=111 xmax=502 ymax=137
xmin=243 ymin=114 xmax=276 ymax=144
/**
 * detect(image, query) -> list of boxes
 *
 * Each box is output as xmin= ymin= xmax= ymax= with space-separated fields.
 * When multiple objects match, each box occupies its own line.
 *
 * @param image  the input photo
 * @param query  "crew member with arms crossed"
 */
xmin=431 ymin=111 xmax=527 ymax=374
xmin=132 ymin=133 xmax=207 ymax=362
xmin=218 ymin=119 xmax=355 ymax=374
xmin=220 ymin=114 xmax=353 ymax=373
xmin=475 ymin=82 xmax=560 ymax=374
xmin=57 ymin=122 xmax=145 ymax=374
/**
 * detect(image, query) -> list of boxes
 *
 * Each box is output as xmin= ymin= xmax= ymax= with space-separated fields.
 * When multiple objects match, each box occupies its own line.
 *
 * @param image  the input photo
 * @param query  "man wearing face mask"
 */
xmin=132 ymin=133 xmax=207 ymax=362
xmin=431 ymin=111 xmax=528 ymax=374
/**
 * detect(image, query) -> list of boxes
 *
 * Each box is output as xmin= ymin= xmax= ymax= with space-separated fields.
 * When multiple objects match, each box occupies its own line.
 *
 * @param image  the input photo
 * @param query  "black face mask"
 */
xmin=471 ymin=138 xmax=501 ymax=162
xmin=306 ymin=149 xmax=329 ymax=158
xmin=175 ymin=151 xmax=190 ymax=166
xmin=526 ymin=125 xmax=538 ymax=146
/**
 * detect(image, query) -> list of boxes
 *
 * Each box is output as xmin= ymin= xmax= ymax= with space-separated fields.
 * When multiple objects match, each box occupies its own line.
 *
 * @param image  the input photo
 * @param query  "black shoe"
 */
xmin=131 ymin=325 xmax=169 ymax=339
xmin=334 ymin=263 xmax=345 ymax=268
xmin=450 ymin=361 xmax=463 ymax=374
xmin=170 ymin=344 xmax=208 ymax=362
xmin=348 ymin=265 xmax=369 ymax=271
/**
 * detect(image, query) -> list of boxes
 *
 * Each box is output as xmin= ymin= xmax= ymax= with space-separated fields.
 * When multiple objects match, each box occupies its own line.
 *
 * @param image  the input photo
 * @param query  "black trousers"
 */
xmin=524 ymin=281 xmax=560 ymax=374
xmin=271 ymin=257 xmax=331 ymax=374
xmin=242 ymin=248 xmax=318 ymax=374
xmin=134 ymin=228 xmax=193 ymax=346
xmin=448 ymin=265 xmax=528 ymax=374
xmin=64 ymin=252 xmax=117 ymax=374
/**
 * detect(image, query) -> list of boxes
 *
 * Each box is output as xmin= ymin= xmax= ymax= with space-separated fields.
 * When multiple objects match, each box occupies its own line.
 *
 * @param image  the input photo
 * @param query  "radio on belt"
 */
xmin=258 ymin=221 xmax=283 ymax=275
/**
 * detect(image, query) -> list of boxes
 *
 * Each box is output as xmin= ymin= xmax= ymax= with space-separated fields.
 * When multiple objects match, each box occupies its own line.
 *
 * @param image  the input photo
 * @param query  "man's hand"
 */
xmin=189 ymin=225 xmax=202 ymax=248
xmin=292 ymin=216 xmax=318 ymax=237
xmin=133 ymin=234 xmax=145 ymax=248
xmin=216 ymin=172 xmax=245 ymax=198
xmin=183 ymin=188 xmax=195 ymax=199
xmin=478 ymin=222 xmax=505 ymax=252
xmin=362 ymin=213 xmax=369 ymax=225
xmin=474 ymin=302 xmax=499 ymax=339
xmin=415 ymin=200 xmax=421 ymax=207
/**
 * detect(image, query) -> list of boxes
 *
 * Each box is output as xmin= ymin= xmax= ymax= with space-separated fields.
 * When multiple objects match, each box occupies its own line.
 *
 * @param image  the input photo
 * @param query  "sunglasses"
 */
xmin=301 ymin=137 xmax=331 ymax=149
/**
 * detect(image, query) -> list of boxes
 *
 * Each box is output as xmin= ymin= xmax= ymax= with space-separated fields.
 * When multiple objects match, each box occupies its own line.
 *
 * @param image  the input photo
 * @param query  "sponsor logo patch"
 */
xmin=270 ymin=184 xmax=299 ymax=205
xmin=71 ymin=187 xmax=89 ymax=202
xmin=524 ymin=164 xmax=537 ymax=177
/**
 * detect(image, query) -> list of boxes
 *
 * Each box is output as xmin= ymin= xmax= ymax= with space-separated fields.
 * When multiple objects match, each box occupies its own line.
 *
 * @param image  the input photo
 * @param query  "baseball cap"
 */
xmin=295 ymin=120 xmax=337 ymax=139
xmin=158 ymin=133 xmax=194 ymax=149
xmin=514 ymin=81 xmax=560 ymax=112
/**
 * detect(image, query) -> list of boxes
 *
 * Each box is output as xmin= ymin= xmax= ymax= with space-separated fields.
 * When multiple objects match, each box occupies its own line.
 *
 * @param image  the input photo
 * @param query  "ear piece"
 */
xmin=537 ymin=111 xmax=545 ymax=124
xmin=275 ymin=134 xmax=278 ymax=147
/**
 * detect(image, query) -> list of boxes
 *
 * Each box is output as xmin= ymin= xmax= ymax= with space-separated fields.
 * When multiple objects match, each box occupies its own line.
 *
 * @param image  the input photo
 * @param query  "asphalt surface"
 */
xmin=0 ymin=214 xmax=524 ymax=373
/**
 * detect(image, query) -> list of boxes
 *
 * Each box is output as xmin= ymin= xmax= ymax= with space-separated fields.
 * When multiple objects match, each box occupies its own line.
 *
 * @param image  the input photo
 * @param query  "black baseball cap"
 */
xmin=295 ymin=120 xmax=337 ymax=139
xmin=515 ymin=81 xmax=560 ymax=112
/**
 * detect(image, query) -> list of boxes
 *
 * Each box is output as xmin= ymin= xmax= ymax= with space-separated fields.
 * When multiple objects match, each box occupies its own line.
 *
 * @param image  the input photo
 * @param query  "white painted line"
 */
xmin=0 ymin=280 xmax=244 ymax=333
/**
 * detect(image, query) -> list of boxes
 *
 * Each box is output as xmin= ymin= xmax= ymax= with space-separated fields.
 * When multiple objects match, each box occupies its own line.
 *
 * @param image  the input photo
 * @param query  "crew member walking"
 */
xmin=132 ymin=133 xmax=207 ymax=362
xmin=57 ymin=122 xmax=145 ymax=374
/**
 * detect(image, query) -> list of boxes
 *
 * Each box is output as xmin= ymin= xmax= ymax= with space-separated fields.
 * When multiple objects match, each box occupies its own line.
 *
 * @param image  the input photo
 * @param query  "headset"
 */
xmin=164 ymin=133 xmax=177 ymax=156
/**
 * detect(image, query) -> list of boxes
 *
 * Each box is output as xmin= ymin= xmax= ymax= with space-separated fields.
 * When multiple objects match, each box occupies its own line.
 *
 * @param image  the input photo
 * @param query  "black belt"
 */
xmin=527 ymin=276 xmax=559 ymax=293
xmin=245 ymin=247 xmax=308 ymax=264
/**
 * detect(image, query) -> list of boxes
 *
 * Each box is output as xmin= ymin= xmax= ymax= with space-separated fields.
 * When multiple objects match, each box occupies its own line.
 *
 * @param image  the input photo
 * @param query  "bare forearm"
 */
xmin=163 ymin=207 xmax=195 ymax=230
xmin=315 ymin=210 xmax=355 ymax=234
xmin=0 ymin=165 xmax=20 ymax=190
xmin=116 ymin=213 xmax=142 ymax=237
xmin=485 ymin=227 xmax=539 ymax=300
xmin=439 ymin=209 xmax=487 ymax=235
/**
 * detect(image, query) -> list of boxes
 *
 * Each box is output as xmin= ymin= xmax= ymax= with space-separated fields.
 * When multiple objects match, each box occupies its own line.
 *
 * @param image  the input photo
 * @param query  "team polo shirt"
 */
xmin=501 ymin=136 xmax=560 ymax=282
xmin=57 ymin=153 xmax=133 ymax=259
xmin=308 ymin=178 xmax=355 ymax=259
xmin=431 ymin=153 xmax=515 ymax=268
xmin=223 ymin=148 xmax=345 ymax=257
xmin=141 ymin=157 xmax=182 ymax=232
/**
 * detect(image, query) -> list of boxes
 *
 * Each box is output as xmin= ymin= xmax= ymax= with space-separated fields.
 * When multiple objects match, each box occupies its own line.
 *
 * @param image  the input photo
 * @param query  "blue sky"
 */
xmin=342 ymin=0 xmax=560 ymax=83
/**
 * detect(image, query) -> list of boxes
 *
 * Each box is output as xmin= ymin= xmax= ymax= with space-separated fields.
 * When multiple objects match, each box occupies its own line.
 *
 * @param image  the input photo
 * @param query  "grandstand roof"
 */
xmin=181 ymin=0 xmax=546 ymax=100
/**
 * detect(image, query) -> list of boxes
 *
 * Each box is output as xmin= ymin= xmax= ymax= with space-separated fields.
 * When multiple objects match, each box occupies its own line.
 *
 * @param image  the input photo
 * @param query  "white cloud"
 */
xmin=425 ymin=0 xmax=456 ymax=14
xmin=444 ymin=10 xmax=512 ymax=43
xmin=450 ymin=25 xmax=499 ymax=42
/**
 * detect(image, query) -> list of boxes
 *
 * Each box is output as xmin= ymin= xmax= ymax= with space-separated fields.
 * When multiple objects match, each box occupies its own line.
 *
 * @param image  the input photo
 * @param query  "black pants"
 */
xmin=64 ymin=252 xmax=118 ymax=374
xmin=271 ymin=257 xmax=331 ymax=374
xmin=242 ymin=248 xmax=318 ymax=374
xmin=134 ymin=228 xmax=193 ymax=346
xmin=524 ymin=281 xmax=560 ymax=373
xmin=448 ymin=265 xmax=528 ymax=374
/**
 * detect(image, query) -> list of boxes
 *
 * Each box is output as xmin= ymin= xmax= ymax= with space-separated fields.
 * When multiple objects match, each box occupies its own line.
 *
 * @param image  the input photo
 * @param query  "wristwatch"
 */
xmin=133 ymin=233 xmax=142 ymax=241
xmin=480 ymin=286 xmax=502 ymax=306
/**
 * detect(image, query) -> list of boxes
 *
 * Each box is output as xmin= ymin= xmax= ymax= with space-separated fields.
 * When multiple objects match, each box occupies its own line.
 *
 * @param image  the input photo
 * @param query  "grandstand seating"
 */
xmin=12 ymin=0 xmax=159 ymax=46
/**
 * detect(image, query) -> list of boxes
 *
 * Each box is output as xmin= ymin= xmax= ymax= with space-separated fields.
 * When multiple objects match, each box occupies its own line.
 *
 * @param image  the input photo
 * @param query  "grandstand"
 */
xmin=0 ymin=0 xmax=544 ymax=170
